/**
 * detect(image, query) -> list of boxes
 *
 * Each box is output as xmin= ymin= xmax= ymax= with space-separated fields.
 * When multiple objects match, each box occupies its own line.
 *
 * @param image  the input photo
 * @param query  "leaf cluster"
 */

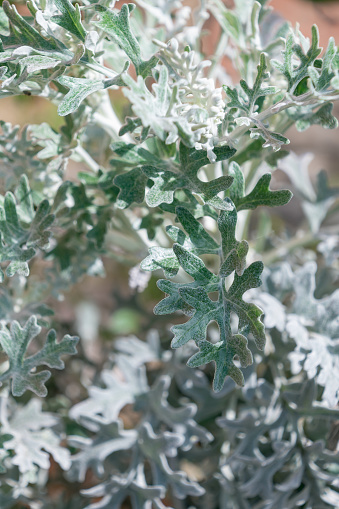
xmin=0 ymin=1 xmax=337 ymax=508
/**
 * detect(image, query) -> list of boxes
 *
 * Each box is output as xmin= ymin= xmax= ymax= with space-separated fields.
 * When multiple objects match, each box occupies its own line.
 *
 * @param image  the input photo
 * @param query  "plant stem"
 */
xmin=74 ymin=145 xmax=100 ymax=172
xmin=226 ymin=92 xmax=338 ymax=146
xmin=85 ymin=61 xmax=118 ymax=78
xmin=93 ymin=91 xmax=134 ymax=143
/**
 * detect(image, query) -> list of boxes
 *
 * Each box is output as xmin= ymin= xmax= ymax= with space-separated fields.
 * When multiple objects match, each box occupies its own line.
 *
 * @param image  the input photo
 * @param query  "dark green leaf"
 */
xmin=52 ymin=0 xmax=87 ymax=41
xmin=175 ymin=207 xmax=219 ymax=251
xmin=228 ymin=162 xmax=245 ymax=204
xmin=154 ymin=201 xmax=265 ymax=390
xmin=226 ymin=261 xmax=265 ymax=349
xmin=179 ymin=143 xmax=236 ymax=180
xmin=113 ymin=143 xmax=235 ymax=210
xmin=187 ymin=335 xmax=253 ymax=390
xmin=234 ymin=173 xmax=292 ymax=211
xmin=114 ymin=167 xmax=148 ymax=209
xmin=1 ymin=1 xmax=60 ymax=51
xmin=110 ymin=142 xmax=166 ymax=169
xmin=217 ymin=198 xmax=248 ymax=277
xmin=141 ymin=206 xmax=219 ymax=277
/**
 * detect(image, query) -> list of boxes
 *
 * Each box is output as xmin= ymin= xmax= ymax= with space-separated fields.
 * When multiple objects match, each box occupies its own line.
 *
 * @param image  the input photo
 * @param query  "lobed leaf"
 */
xmin=1 ymin=398 xmax=71 ymax=475
xmin=187 ymin=335 xmax=253 ymax=390
xmin=52 ymin=0 xmax=87 ymax=41
xmin=122 ymin=66 xmax=175 ymax=142
xmin=57 ymin=69 xmax=127 ymax=116
xmin=155 ymin=199 xmax=265 ymax=390
xmin=94 ymin=4 xmax=158 ymax=77
xmin=232 ymin=173 xmax=292 ymax=211
xmin=114 ymin=142 xmax=235 ymax=210
xmin=1 ymin=1 xmax=60 ymax=51
xmin=271 ymin=25 xmax=322 ymax=93
xmin=295 ymin=102 xmax=338 ymax=131
xmin=0 ymin=316 xmax=78 ymax=397
xmin=0 ymin=178 xmax=55 ymax=281
xmin=225 ymin=53 xmax=278 ymax=115
xmin=141 ymin=206 xmax=219 ymax=277
xmin=114 ymin=167 xmax=148 ymax=209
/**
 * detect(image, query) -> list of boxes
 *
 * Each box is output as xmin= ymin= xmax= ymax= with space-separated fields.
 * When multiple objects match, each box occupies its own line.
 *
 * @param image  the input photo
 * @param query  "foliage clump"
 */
xmin=0 ymin=0 xmax=338 ymax=508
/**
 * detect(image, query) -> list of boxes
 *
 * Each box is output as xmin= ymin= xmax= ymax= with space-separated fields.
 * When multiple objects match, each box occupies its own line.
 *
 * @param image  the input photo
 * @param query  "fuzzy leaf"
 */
xmin=141 ymin=165 xmax=187 ymax=207
xmin=271 ymin=25 xmax=322 ymax=92
xmin=141 ymin=246 xmax=184 ymax=279
xmin=155 ymin=200 xmax=265 ymax=390
xmin=295 ymin=102 xmax=338 ymax=131
xmin=0 ymin=316 xmax=78 ymax=397
xmin=142 ymin=207 xmax=219 ymax=277
xmin=218 ymin=199 xmax=248 ymax=276
xmin=249 ymin=124 xmax=290 ymax=151
xmin=1 ymin=398 xmax=71 ymax=475
xmin=154 ymin=245 xmax=220 ymax=317
xmin=0 ymin=1 xmax=60 ymax=51
xmin=0 ymin=182 xmax=54 ymax=280
xmin=15 ymin=174 xmax=34 ymax=221
xmin=114 ymin=143 xmax=235 ymax=209
xmin=122 ymin=66 xmax=174 ymax=141
xmin=137 ymin=422 xmax=205 ymax=498
xmin=58 ymin=63 xmax=128 ymax=116
xmin=226 ymin=261 xmax=266 ymax=348
xmin=225 ymin=53 xmax=277 ymax=114
xmin=141 ymin=143 xmax=235 ymax=207
xmin=110 ymin=142 xmax=166 ymax=170
xmin=57 ymin=76 xmax=104 ymax=116
xmin=179 ymin=143 xmax=236 ymax=182
xmin=187 ymin=335 xmax=253 ymax=390
xmin=175 ymin=206 xmax=219 ymax=251
xmin=19 ymin=54 xmax=61 ymax=73
xmin=233 ymin=173 xmax=292 ymax=211
xmin=142 ymin=144 xmax=235 ymax=208
xmin=228 ymin=161 xmax=245 ymax=203
xmin=119 ymin=117 xmax=143 ymax=137
xmin=287 ymin=262 xmax=339 ymax=405
xmin=87 ymin=209 xmax=111 ymax=248
xmin=308 ymin=37 xmax=337 ymax=92
xmin=68 ymin=420 xmax=137 ymax=482
xmin=168 ymin=258 xmax=264 ymax=389
xmin=94 ymin=4 xmax=157 ymax=77
xmin=52 ymin=0 xmax=87 ymax=41
xmin=114 ymin=167 xmax=148 ymax=209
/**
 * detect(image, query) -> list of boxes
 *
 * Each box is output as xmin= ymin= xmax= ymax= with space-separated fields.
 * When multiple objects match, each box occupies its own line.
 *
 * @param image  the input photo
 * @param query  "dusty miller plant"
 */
xmin=0 ymin=0 xmax=338 ymax=507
